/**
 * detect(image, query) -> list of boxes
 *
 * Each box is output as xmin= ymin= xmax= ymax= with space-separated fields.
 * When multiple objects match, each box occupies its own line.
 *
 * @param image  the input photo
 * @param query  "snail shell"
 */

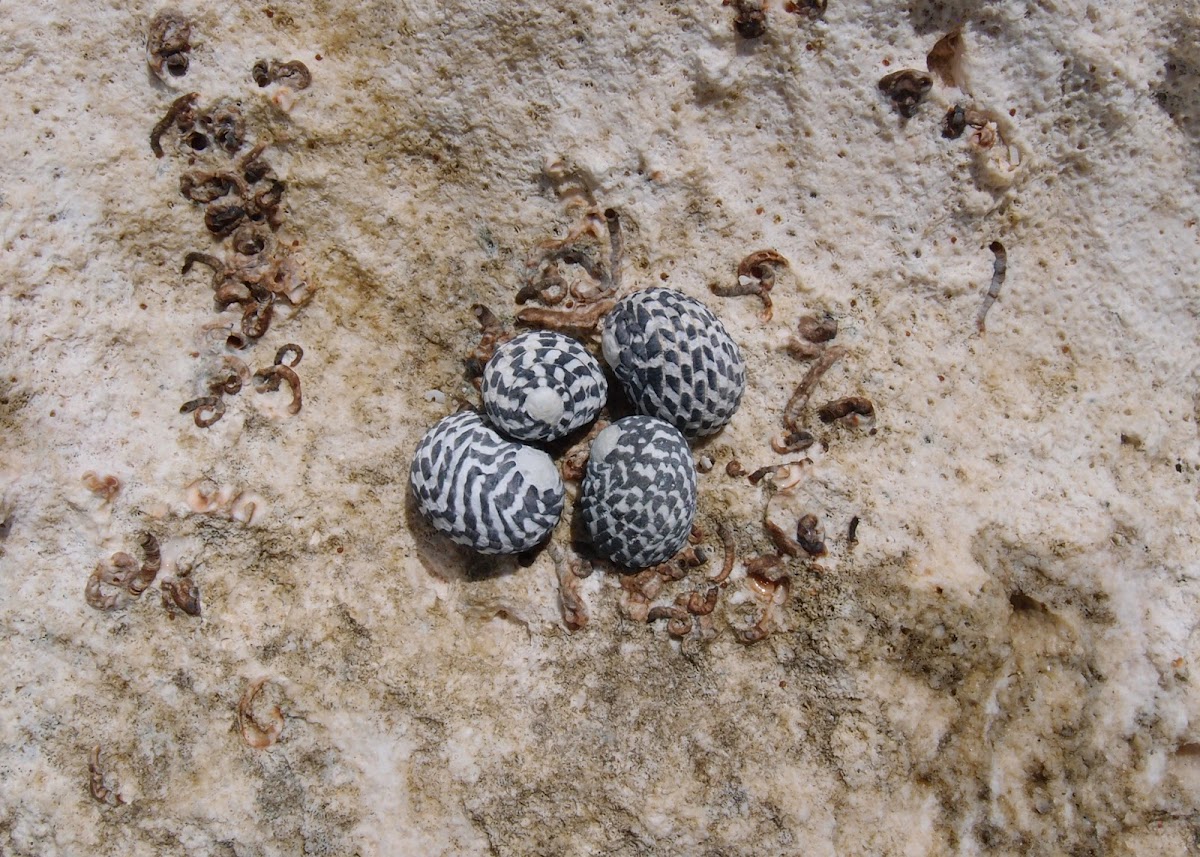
xmin=578 ymin=415 xmax=697 ymax=568
xmin=410 ymin=412 xmax=565 ymax=554
xmin=483 ymin=330 xmax=607 ymax=443
xmin=601 ymin=287 xmax=746 ymax=437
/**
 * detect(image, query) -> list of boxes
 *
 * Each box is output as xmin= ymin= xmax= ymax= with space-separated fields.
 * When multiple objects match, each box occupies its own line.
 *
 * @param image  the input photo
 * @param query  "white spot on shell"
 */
xmin=600 ymin=325 xmax=621 ymax=373
xmin=524 ymin=387 xmax=565 ymax=424
xmin=515 ymin=445 xmax=560 ymax=494
xmin=589 ymin=424 xmax=623 ymax=465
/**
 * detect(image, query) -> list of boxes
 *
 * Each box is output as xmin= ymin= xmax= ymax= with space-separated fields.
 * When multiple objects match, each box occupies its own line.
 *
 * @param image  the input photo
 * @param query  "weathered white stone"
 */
xmin=0 ymin=1 xmax=1198 ymax=854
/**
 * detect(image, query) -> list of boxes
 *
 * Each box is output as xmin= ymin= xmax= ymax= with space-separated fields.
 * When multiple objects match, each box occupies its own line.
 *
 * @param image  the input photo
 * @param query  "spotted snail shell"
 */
xmin=578 ymin=415 xmax=697 ymax=569
xmin=601 ymin=287 xmax=746 ymax=437
xmin=482 ymin=330 xmax=607 ymax=443
xmin=409 ymin=411 xmax=565 ymax=554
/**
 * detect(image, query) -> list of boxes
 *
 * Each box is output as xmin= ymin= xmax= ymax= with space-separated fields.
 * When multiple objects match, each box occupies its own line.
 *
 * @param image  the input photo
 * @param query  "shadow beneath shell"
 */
xmin=403 ymin=489 xmax=535 ymax=582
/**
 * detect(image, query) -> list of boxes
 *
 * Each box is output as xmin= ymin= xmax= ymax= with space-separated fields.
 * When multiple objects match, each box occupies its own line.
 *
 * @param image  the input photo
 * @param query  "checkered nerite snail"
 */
xmin=482 ymin=330 xmax=607 ymax=443
xmin=409 ymin=411 xmax=565 ymax=554
xmin=601 ymin=287 xmax=747 ymax=437
xmin=578 ymin=415 xmax=697 ymax=569
xmin=411 ymin=287 xmax=742 ymax=563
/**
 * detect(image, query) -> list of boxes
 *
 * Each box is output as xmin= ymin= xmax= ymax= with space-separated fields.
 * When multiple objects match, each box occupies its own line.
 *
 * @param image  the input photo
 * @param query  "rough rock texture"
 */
xmin=1 ymin=1 xmax=1199 ymax=855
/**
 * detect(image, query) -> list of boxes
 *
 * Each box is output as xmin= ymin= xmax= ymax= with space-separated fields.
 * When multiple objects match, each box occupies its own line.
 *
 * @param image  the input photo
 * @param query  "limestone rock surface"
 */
xmin=1 ymin=1 xmax=1199 ymax=855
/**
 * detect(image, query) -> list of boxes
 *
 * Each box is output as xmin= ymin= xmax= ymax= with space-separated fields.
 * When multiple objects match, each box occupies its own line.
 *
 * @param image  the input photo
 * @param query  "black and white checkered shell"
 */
xmin=409 ymin=411 xmax=565 ymax=554
xmin=601 ymin=287 xmax=746 ymax=437
xmin=579 ymin=415 xmax=697 ymax=569
xmin=483 ymin=331 xmax=607 ymax=443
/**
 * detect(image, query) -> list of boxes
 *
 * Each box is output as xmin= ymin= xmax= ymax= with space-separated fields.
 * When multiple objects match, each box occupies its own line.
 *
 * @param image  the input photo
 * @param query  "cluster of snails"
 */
xmin=410 ymin=287 xmax=746 ymax=569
